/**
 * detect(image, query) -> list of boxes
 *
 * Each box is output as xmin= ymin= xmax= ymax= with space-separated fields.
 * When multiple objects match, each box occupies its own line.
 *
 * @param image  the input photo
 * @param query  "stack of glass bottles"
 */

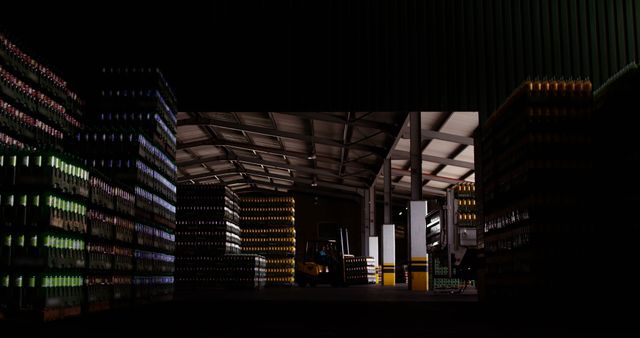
xmin=241 ymin=196 xmax=296 ymax=287
xmin=1 ymin=32 xmax=85 ymax=321
xmin=176 ymin=184 xmax=266 ymax=291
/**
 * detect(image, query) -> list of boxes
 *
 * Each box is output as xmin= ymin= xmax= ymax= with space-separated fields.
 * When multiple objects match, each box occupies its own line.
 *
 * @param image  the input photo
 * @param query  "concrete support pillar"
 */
xmin=408 ymin=112 xmax=428 ymax=291
xmin=382 ymin=224 xmax=396 ymax=285
xmin=368 ymin=236 xmax=379 ymax=283
xmin=363 ymin=185 xmax=376 ymax=257
xmin=408 ymin=201 xmax=428 ymax=291
xmin=410 ymin=111 xmax=422 ymax=201
xmin=381 ymin=158 xmax=394 ymax=285
xmin=383 ymin=158 xmax=392 ymax=224
xmin=369 ymin=185 xmax=375 ymax=237
xmin=362 ymin=189 xmax=370 ymax=256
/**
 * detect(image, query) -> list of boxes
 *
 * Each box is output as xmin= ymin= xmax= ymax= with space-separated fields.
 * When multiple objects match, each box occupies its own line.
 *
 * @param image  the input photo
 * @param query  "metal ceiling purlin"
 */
xmin=177 ymin=152 xmax=377 ymax=180
xmin=178 ymin=155 xmax=230 ymax=168
xmin=191 ymin=112 xmax=254 ymax=187
xmin=180 ymin=167 xmax=368 ymax=193
xmin=181 ymin=141 xmax=219 ymax=183
xmin=390 ymin=150 xmax=474 ymax=169
xmin=267 ymin=112 xmax=295 ymax=179
xmin=177 ymin=168 xmax=239 ymax=182
xmin=376 ymin=183 xmax=447 ymax=198
xmin=422 ymin=141 xmax=473 ymax=187
xmin=400 ymin=127 xmax=474 ymax=145
xmin=391 ymin=168 xmax=462 ymax=185
xmin=231 ymin=112 xmax=271 ymax=185
xmin=338 ymin=112 xmax=353 ymax=177
xmin=275 ymin=112 xmax=393 ymax=133
xmin=392 ymin=111 xmax=453 ymax=184
xmin=178 ymin=116 xmax=386 ymax=156
xmin=375 ymin=112 xmax=410 ymax=177
xmin=178 ymin=138 xmax=372 ymax=171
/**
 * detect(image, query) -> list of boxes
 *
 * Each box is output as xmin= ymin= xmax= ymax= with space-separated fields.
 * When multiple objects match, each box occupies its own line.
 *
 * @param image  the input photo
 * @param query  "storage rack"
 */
xmin=1 ymin=33 xmax=86 ymax=321
xmin=176 ymin=184 xmax=265 ymax=291
xmin=478 ymin=79 xmax=593 ymax=301
xmin=240 ymin=196 xmax=296 ymax=286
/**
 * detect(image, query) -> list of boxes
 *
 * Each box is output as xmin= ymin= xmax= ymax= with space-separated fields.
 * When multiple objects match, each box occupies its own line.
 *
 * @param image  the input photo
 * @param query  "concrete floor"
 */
xmin=4 ymin=284 xmax=635 ymax=338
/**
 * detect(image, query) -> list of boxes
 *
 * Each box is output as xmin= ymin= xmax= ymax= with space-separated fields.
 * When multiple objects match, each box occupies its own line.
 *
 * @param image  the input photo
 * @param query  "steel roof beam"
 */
xmin=178 ymin=138 xmax=372 ymax=171
xmin=400 ymin=128 xmax=474 ymax=145
xmin=390 ymin=168 xmax=464 ymax=185
xmin=179 ymin=168 xmax=367 ymax=191
xmin=390 ymin=150 xmax=474 ymax=169
xmin=178 ymin=116 xmax=386 ymax=156
xmin=274 ymin=112 xmax=393 ymax=132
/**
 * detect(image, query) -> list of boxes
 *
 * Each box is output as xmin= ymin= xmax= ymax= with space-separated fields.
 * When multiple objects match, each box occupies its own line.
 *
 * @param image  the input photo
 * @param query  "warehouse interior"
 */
xmin=1 ymin=1 xmax=639 ymax=337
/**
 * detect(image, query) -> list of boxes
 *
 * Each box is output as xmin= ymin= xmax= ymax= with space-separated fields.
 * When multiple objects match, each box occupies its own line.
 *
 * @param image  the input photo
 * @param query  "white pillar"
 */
xmin=382 ymin=224 xmax=396 ymax=285
xmin=408 ymin=200 xmax=428 ymax=291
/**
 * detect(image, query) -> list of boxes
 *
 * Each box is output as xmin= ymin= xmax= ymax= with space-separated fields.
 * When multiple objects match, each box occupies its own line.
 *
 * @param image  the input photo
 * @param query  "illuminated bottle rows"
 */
xmin=241 ymin=194 xmax=296 ymax=287
xmin=1 ymin=152 xmax=89 ymax=198
xmin=0 ymin=34 xmax=79 ymax=101
xmin=1 ymin=32 xmax=86 ymax=321
xmin=89 ymin=67 xmax=177 ymax=306
xmin=176 ymin=184 xmax=265 ymax=291
xmin=344 ymin=257 xmax=373 ymax=285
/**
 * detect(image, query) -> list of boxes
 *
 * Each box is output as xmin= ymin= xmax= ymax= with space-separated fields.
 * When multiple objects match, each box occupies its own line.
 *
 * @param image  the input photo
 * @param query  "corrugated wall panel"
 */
xmin=301 ymin=1 xmax=640 ymax=117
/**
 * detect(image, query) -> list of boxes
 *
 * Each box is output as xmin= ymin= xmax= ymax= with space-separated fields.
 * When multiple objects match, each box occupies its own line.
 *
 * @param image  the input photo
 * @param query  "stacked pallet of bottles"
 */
xmin=1 ymin=33 xmax=85 ymax=321
xmin=429 ymin=257 xmax=465 ymax=290
xmin=453 ymin=182 xmax=478 ymax=234
xmin=343 ymin=256 xmax=372 ymax=285
xmin=78 ymin=68 xmax=177 ymax=304
xmin=479 ymin=79 xmax=593 ymax=301
xmin=366 ymin=257 xmax=376 ymax=284
xmin=176 ymin=184 xmax=266 ymax=291
xmin=241 ymin=196 xmax=296 ymax=286
xmin=84 ymin=171 xmax=138 ymax=311
xmin=176 ymin=254 xmax=266 ymax=291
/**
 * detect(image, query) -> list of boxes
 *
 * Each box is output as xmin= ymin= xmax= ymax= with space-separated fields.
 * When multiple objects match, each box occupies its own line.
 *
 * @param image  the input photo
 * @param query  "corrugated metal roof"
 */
xmin=176 ymin=111 xmax=474 ymax=198
xmin=454 ymin=146 xmax=474 ymax=163
xmin=423 ymin=139 xmax=461 ymax=158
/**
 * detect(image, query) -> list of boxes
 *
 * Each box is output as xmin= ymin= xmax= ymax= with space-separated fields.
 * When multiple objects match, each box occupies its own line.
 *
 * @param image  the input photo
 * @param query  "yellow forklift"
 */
xmin=296 ymin=228 xmax=351 ymax=287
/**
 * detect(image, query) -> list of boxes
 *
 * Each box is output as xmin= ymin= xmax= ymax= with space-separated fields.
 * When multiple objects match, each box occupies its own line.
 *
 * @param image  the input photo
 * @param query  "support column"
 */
xmin=410 ymin=111 xmax=422 ymax=201
xmin=408 ymin=201 xmax=428 ymax=291
xmin=362 ymin=189 xmax=370 ymax=256
xmin=382 ymin=158 xmax=395 ymax=285
xmin=382 ymin=224 xmax=396 ymax=285
xmin=384 ymin=158 xmax=392 ymax=224
xmin=369 ymin=185 xmax=375 ymax=237
xmin=408 ymin=112 xmax=428 ymax=291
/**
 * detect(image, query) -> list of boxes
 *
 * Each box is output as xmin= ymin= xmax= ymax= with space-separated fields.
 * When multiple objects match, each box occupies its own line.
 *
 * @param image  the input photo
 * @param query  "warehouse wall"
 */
xmin=3 ymin=0 xmax=638 ymax=114
xmin=319 ymin=0 xmax=640 ymax=118
xmin=294 ymin=192 xmax=363 ymax=259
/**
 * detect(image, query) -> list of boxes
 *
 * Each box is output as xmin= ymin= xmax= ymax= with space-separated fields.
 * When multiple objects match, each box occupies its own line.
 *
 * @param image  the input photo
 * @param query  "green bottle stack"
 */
xmin=1 ymin=33 xmax=86 ymax=321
